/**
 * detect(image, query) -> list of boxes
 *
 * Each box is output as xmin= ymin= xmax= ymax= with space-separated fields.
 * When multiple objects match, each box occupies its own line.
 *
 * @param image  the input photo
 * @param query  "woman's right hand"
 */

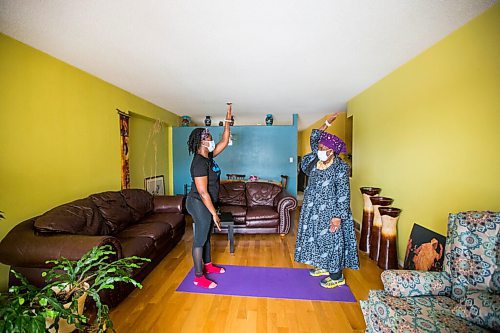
xmin=213 ymin=213 xmax=222 ymax=231
xmin=319 ymin=112 xmax=343 ymax=131
xmin=326 ymin=112 xmax=342 ymax=124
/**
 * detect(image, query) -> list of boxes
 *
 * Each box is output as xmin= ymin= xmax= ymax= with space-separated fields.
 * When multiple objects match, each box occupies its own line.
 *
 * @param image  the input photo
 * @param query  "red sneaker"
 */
xmin=204 ymin=262 xmax=226 ymax=274
xmin=193 ymin=275 xmax=217 ymax=289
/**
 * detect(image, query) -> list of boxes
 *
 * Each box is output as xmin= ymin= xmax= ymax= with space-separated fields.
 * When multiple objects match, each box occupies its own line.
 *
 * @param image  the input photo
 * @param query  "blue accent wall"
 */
xmin=173 ymin=114 xmax=298 ymax=197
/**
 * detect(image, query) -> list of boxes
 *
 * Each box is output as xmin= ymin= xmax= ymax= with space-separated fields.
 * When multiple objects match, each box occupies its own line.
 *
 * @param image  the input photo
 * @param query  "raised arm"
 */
xmin=302 ymin=112 xmax=343 ymax=175
xmin=310 ymin=112 xmax=342 ymax=153
xmin=213 ymin=103 xmax=232 ymax=157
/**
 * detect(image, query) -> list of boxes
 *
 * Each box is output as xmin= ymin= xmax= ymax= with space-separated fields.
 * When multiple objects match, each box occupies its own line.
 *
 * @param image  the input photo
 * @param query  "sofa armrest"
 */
xmin=153 ymin=195 xmax=184 ymax=213
xmin=0 ymin=220 xmax=122 ymax=268
xmin=274 ymin=190 xmax=297 ymax=234
xmin=381 ymin=269 xmax=451 ymax=297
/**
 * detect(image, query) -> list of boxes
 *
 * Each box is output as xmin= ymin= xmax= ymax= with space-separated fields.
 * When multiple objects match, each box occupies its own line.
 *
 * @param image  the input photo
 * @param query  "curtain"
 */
xmin=119 ymin=112 xmax=130 ymax=189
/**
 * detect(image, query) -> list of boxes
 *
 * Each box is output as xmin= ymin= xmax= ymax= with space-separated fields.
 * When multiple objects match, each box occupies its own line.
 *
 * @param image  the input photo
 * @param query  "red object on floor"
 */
xmin=193 ymin=275 xmax=217 ymax=289
xmin=204 ymin=262 xmax=226 ymax=274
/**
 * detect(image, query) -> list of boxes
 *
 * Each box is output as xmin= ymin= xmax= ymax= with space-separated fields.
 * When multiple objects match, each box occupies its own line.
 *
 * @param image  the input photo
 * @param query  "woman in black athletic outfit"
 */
xmin=186 ymin=105 xmax=232 ymax=289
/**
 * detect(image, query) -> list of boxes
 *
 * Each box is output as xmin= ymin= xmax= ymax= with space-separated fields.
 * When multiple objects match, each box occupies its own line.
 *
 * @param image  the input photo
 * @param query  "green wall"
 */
xmin=348 ymin=5 xmax=500 ymax=264
xmin=0 ymin=33 xmax=179 ymax=290
xmin=129 ymin=114 xmax=174 ymax=193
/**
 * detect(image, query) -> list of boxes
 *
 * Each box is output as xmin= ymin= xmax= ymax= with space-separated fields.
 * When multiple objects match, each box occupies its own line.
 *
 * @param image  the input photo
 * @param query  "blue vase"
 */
xmin=265 ymin=114 xmax=273 ymax=126
xmin=181 ymin=116 xmax=191 ymax=127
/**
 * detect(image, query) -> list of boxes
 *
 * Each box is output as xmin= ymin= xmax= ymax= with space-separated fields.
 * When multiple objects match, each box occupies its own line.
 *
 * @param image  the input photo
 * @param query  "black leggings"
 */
xmin=186 ymin=196 xmax=213 ymax=276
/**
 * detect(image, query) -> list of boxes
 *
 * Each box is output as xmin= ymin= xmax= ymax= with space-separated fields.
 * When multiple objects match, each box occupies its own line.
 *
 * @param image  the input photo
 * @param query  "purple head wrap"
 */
xmin=201 ymin=128 xmax=211 ymax=141
xmin=319 ymin=132 xmax=347 ymax=154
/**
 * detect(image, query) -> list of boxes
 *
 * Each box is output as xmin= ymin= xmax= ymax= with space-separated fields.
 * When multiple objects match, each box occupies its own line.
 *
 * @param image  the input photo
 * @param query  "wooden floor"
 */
xmin=110 ymin=212 xmax=383 ymax=332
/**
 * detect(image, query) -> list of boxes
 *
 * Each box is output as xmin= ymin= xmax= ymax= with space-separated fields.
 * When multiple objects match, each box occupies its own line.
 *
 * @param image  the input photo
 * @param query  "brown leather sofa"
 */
xmin=217 ymin=181 xmax=297 ymax=235
xmin=0 ymin=189 xmax=185 ymax=307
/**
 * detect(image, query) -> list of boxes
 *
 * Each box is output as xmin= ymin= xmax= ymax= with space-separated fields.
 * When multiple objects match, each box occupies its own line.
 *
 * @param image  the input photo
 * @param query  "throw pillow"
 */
xmin=90 ymin=191 xmax=134 ymax=234
xmin=34 ymin=198 xmax=106 ymax=235
xmin=121 ymin=189 xmax=153 ymax=221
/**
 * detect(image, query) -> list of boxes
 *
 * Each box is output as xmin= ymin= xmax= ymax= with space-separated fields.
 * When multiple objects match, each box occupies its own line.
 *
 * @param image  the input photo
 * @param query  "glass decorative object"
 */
xmin=181 ymin=116 xmax=191 ymax=127
xmin=265 ymin=114 xmax=274 ymax=126
xmin=204 ymin=116 xmax=211 ymax=126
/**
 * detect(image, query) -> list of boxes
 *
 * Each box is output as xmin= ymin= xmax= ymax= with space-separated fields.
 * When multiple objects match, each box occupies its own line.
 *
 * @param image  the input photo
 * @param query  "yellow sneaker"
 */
xmin=309 ymin=268 xmax=330 ymax=277
xmin=320 ymin=276 xmax=346 ymax=288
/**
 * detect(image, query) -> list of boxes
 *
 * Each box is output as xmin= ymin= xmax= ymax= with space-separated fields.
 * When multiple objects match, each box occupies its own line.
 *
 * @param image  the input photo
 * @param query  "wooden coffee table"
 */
xmin=218 ymin=212 xmax=235 ymax=254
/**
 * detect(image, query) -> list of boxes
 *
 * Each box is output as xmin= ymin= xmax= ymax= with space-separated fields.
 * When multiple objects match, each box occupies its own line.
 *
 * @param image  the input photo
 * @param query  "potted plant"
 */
xmin=0 ymin=245 xmax=150 ymax=332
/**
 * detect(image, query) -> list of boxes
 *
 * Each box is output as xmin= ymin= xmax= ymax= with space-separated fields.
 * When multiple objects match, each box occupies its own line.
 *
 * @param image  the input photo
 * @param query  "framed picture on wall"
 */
xmin=144 ymin=175 xmax=165 ymax=196
xmin=404 ymin=224 xmax=446 ymax=271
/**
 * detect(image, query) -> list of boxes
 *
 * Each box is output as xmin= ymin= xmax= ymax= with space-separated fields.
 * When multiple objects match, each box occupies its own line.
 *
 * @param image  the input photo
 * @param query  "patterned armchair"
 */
xmin=361 ymin=211 xmax=499 ymax=332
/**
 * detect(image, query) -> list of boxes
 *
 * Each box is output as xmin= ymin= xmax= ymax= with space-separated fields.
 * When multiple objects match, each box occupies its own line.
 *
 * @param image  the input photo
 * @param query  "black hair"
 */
xmin=187 ymin=128 xmax=205 ymax=155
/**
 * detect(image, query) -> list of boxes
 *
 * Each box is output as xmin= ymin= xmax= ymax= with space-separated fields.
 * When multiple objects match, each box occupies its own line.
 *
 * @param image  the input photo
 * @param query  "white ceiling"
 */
xmin=0 ymin=1 xmax=495 ymax=129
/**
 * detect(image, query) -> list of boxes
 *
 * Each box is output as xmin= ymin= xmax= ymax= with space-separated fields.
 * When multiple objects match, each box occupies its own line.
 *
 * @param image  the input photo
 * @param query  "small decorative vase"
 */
xmin=181 ymin=115 xmax=191 ymax=127
xmin=204 ymin=116 xmax=211 ymax=126
xmin=378 ymin=207 xmax=402 ymax=270
xmin=369 ymin=196 xmax=394 ymax=261
xmin=265 ymin=114 xmax=274 ymax=126
xmin=359 ymin=187 xmax=382 ymax=253
xmin=219 ymin=121 xmax=224 ymax=126
xmin=230 ymin=115 xmax=234 ymax=126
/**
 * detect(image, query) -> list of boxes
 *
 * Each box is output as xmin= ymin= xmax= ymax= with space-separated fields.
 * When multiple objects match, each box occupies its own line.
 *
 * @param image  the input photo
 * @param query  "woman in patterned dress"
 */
xmin=294 ymin=112 xmax=359 ymax=288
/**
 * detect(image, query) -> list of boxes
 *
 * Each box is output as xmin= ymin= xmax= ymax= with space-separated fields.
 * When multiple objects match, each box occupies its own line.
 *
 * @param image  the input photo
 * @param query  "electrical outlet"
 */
xmin=289 ymin=157 xmax=293 ymax=163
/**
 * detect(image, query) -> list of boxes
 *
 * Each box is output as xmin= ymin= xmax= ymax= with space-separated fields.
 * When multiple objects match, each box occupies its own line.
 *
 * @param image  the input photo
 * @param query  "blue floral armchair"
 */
xmin=361 ymin=211 xmax=499 ymax=332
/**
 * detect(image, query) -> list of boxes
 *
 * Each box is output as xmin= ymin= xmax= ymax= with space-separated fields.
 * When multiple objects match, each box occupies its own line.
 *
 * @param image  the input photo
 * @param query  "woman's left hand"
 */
xmin=226 ymin=103 xmax=232 ymax=121
xmin=213 ymin=103 xmax=232 ymax=157
xmin=329 ymin=217 xmax=341 ymax=233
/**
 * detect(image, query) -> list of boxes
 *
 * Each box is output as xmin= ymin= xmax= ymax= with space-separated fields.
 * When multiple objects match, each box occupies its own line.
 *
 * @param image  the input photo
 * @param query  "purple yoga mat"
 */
xmin=176 ymin=265 xmax=356 ymax=302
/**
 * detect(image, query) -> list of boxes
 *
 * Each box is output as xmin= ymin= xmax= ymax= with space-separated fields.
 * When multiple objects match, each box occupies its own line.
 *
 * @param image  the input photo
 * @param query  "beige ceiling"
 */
xmin=0 ymin=1 xmax=495 ymax=129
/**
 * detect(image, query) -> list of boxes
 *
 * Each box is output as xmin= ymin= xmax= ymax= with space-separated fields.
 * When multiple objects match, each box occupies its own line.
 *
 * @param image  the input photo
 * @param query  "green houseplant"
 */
xmin=0 ymin=245 xmax=150 ymax=332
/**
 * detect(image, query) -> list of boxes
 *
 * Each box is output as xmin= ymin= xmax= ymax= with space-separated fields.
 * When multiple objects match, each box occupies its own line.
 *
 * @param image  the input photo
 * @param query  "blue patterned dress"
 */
xmin=294 ymin=129 xmax=360 ymax=273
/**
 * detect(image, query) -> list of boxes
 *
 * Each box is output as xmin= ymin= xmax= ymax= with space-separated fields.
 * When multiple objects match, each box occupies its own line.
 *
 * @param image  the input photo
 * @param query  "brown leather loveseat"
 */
xmin=217 ymin=181 xmax=297 ymax=235
xmin=0 ymin=189 xmax=185 ymax=306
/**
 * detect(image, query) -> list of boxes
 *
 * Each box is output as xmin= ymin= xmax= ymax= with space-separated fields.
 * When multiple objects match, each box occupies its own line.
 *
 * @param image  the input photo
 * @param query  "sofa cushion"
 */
xmin=140 ymin=213 xmax=185 ymax=239
xmin=116 ymin=223 xmax=171 ymax=242
xmin=245 ymin=182 xmax=281 ymax=207
xmin=121 ymin=189 xmax=153 ymax=221
xmin=363 ymin=290 xmax=488 ymax=333
xmin=246 ymin=206 xmax=279 ymax=221
xmin=220 ymin=205 xmax=247 ymax=218
xmin=219 ymin=181 xmax=246 ymax=206
xmin=381 ymin=270 xmax=451 ymax=297
xmin=118 ymin=236 xmax=156 ymax=258
xmin=444 ymin=211 xmax=499 ymax=300
xmin=246 ymin=219 xmax=279 ymax=228
xmin=452 ymin=289 xmax=500 ymax=331
xmin=34 ymin=198 xmax=107 ymax=235
xmin=90 ymin=191 xmax=134 ymax=234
